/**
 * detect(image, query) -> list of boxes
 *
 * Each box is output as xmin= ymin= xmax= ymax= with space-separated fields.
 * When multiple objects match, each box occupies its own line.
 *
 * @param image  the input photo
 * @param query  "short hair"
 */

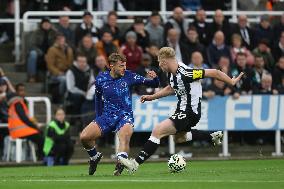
xmin=254 ymin=54 xmax=264 ymax=59
xmin=158 ymin=47 xmax=176 ymax=60
xmin=150 ymin=11 xmax=160 ymax=17
xmin=108 ymin=53 xmax=126 ymax=65
xmin=55 ymin=32 xmax=65 ymax=39
xmin=15 ymin=83 xmax=24 ymax=91
xmin=236 ymin=52 xmax=246 ymax=57
xmin=76 ymin=52 xmax=87 ymax=60
xmin=187 ymin=25 xmax=197 ymax=32
xmin=108 ymin=11 xmax=117 ymax=18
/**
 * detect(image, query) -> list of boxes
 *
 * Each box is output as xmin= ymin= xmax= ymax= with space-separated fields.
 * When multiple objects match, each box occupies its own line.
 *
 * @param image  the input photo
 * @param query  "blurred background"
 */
xmin=0 ymin=0 xmax=283 ymax=166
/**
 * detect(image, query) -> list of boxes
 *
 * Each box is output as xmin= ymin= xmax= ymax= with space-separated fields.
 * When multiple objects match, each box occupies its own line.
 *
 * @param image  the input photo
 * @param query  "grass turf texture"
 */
xmin=0 ymin=159 xmax=284 ymax=189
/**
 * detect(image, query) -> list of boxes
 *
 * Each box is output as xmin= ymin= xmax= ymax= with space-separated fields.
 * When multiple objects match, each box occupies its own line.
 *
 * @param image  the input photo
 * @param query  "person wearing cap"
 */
xmin=253 ymin=39 xmax=275 ymax=72
xmin=125 ymin=17 xmax=150 ymax=51
xmin=145 ymin=11 xmax=164 ymax=48
xmin=27 ymin=17 xmax=57 ymax=83
xmin=254 ymin=15 xmax=273 ymax=46
xmin=75 ymin=11 xmax=99 ymax=46
xmin=120 ymin=31 xmax=143 ymax=71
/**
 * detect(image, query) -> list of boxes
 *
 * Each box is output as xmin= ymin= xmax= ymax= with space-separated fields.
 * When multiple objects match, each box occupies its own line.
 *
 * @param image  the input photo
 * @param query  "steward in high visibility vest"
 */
xmin=7 ymin=94 xmax=39 ymax=139
xmin=7 ymin=92 xmax=44 ymax=159
xmin=43 ymin=108 xmax=74 ymax=166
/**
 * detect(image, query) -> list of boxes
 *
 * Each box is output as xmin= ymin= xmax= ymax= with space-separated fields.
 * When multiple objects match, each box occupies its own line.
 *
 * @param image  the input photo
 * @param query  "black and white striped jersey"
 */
xmin=168 ymin=62 xmax=205 ymax=114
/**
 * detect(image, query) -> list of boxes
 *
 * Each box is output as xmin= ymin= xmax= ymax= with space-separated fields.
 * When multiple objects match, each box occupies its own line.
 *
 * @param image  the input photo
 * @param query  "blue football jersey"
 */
xmin=95 ymin=70 xmax=159 ymax=118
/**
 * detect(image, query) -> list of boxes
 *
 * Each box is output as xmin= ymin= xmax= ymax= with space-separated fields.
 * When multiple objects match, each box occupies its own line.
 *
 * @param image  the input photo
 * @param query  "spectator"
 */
xmin=165 ymin=28 xmax=189 ymax=64
xmin=56 ymin=16 xmax=75 ymax=48
xmin=217 ymin=56 xmax=231 ymax=75
xmin=100 ymin=11 xmax=120 ymax=42
xmin=96 ymin=31 xmax=119 ymax=61
xmin=146 ymin=43 xmax=160 ymax=69
xmin=126 ymin=17 xmax=150 ymax=51
xmin=272 ymin=31 xmax=284 ymax=61
xmin=207 ymin=31 xmax=231 ymax=67
xmin=253 ymin=74 xmax=278 ymax=95
xmin=27 ymin=17 xmax=56 ymax=82
xmin=45 ymin=33 xmax=73 ymax=100
xmin=135 ymin=54 xmax=159 ymax=95
xmin=253 ymin=39 xmax=275 ymax=72
xmin=0 ymin=0 xmax=14 ymax=43
xmin=277 ymin=75 xmax=284 ymax=94
xmin=66 ymin=54 xmax=94 ymax=118
xmin=230 ymin=34 xmax=254 ymax=66
xmin=76 ymin=34 xmax=98 ymax=67
xmin=206 ymin=78 xmax=232 ymax=97
xmin=272 ymin=56 xmax=284 ymax=88
xmin=208 ymin=9 xmax=232 ymax=45
xmin=0 ymin=78 xmax=9 ymax=123
xmin=120 ymin=31 xmax=143 ymax=72
xmin=189 ymin=8 xmax=210 ymax=45
xmin=94 ymin=55 xmax=109 ymax=76
xmin=231 ymin=52 xmax=254 ymax=98
xmin=15 ymin=83 xmax=26 ymax=98
xmin=231 ymin=15 xmax=255 ymax=50
xmin=188 ymin=51 xmax=212 ymax=91
xmin=184 ymin=26 xmax=207 ymax=62
xmin=43 ymin=108 xmax=74 ymax=166
xmin=75 ymin=11 xmax=99 ymax=46
xmin=273 ymin=13 xmax=284 ymax=44
xmin=254 ymin=15 xmax=273 ymax=46
xmin=164 ymin=7 xmax=189 ymax=42
xmin=252 ymin=55 xmax=270 ymax=91
xmin=145 ymin=11 xmax=164 ymax=48
xmin=0 ymin=67 xmax=15 ymax=94
xmin=7 ymin=91 xmax=44 ymax=159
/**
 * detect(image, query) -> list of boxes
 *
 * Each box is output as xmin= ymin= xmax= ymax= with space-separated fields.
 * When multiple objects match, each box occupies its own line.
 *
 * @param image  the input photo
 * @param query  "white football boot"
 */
xmin=119 ymin=157 xmax=139 ymax=174
xmin=210 ymin=131 xmax=223 ymax=146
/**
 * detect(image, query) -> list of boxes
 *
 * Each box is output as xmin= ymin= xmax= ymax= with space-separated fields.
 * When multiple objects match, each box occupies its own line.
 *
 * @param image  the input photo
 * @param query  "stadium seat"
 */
xmin=5 ymin=137 xmax=37 ymax=163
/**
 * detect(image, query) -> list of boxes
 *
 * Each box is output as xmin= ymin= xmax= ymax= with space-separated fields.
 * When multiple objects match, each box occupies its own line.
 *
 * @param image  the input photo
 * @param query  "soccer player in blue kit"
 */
xmin=80 ymin=53 xmax=159 ymax=176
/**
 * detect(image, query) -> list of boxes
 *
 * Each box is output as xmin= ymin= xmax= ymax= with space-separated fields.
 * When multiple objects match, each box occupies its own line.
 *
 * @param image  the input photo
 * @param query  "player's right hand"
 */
xmin=140 ymin=95 xmax=154 ymax=103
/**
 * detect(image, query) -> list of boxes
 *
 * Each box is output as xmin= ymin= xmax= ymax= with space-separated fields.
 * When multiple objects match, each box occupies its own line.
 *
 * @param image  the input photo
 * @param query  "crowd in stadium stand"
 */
xmin=1 ymin=1 xmax=284 ymax=160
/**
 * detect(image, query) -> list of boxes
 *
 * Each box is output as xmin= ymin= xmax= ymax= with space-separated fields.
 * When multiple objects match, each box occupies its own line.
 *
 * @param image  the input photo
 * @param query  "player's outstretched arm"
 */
xmin=140 ymin=85 xmax=174 ymax=103
xmin=204 ymin=69 xmax=244 ymax=86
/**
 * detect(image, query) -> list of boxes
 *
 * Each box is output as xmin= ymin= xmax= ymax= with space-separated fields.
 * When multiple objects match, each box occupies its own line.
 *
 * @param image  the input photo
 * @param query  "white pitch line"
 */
xmin=2 ymin=179 xmax=283 ymax=183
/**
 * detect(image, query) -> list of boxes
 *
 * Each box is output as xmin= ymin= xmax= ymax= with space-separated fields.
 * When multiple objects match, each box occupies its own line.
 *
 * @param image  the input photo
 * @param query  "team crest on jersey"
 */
xmin=121 ymin=81 xmax=127 ymax=87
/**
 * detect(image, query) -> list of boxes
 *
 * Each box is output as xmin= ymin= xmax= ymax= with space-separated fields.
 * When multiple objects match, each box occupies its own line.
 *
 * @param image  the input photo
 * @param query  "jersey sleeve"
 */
xmin=128 ymin=71 xmax=159 ymax=87
xmin=94 ymin=79 xmax=103 ymax=118
xmin=178 ymin=66 xmax=205 ymax=83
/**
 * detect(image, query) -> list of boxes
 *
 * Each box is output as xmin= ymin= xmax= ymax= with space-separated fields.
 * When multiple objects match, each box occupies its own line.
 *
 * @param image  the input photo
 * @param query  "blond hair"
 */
xmin=158 ymin=47 xmax=176 ymax=61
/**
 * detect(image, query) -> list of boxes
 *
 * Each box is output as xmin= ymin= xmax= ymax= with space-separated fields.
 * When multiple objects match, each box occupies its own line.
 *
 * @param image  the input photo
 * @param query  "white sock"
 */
xmin=149 ymin=135 xmax=160 ymax=144
xmin=186 ymin=132 xmax=193 ymax=142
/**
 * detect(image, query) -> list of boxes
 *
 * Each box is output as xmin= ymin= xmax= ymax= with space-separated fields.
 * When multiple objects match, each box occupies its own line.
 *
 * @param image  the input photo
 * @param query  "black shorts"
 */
xmin=169 ymin=110 xmax=201 ymax=132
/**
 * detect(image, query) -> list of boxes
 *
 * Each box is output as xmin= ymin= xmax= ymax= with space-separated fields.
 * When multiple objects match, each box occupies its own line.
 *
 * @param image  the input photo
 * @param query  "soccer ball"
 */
xmin=168 ymin=154 xmax=186 ymax=173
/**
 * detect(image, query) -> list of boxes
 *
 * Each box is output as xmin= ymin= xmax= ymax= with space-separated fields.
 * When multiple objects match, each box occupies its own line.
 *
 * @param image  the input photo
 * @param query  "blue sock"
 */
xmin=86 ymin=146 xmax=97 ymax=158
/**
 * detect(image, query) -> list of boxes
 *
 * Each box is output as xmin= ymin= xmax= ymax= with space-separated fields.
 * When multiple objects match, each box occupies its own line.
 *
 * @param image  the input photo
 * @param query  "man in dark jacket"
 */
xmin=27 ymin=17 xmax=56 ymax=82
xmin=75 ymin=11 xmax=100 ymax=46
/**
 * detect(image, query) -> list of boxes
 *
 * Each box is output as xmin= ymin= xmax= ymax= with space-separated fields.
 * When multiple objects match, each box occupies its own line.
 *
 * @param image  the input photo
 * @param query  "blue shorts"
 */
xmin=94 ymin=112 xmax=134 ymax=135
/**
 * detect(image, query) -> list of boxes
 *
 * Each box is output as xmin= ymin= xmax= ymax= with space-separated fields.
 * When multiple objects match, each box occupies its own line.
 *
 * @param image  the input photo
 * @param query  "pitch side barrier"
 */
xmin=126 ymin=95 xmax=284 ymax=157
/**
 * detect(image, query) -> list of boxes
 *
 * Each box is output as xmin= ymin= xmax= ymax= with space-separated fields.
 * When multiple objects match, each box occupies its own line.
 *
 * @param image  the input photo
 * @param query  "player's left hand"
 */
xmin=231 ymin=72 xmax=244 ymax=86
xmin=147 ymin=71 xmax=157 ymax=79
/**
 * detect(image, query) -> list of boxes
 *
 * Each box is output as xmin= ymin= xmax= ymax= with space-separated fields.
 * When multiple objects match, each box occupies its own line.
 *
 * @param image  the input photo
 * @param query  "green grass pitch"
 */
xmin=0 ymin=159 xmax=284 ymax=189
